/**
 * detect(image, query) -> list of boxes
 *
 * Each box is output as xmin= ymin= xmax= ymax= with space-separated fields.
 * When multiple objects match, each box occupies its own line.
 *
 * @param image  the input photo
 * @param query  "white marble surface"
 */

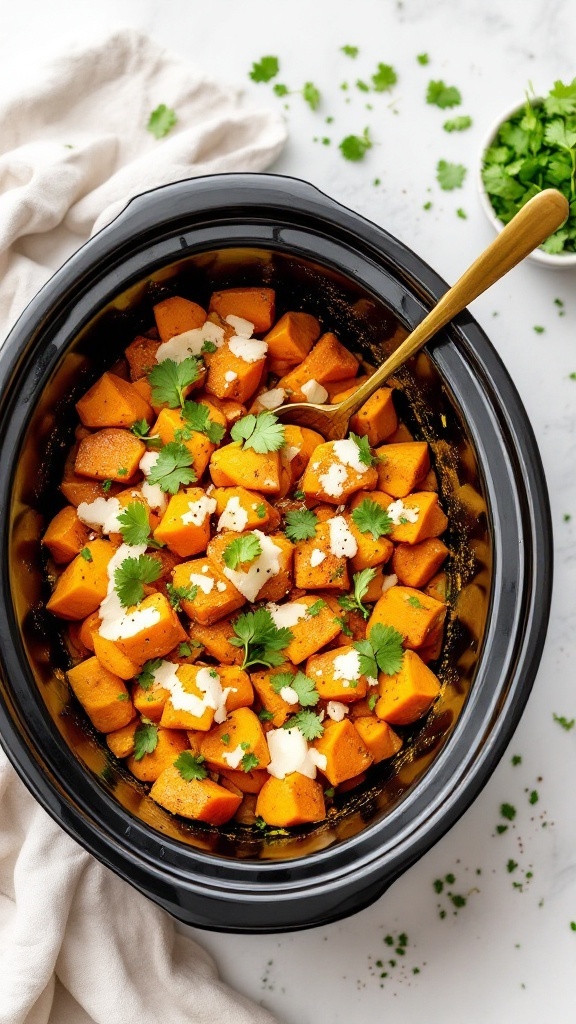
xmin=2 ymin=0 xmax=576 ymax=1020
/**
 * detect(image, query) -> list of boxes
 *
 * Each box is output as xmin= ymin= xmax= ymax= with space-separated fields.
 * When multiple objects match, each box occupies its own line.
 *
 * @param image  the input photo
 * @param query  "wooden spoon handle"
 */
xmin=339 ymin=188 xmax=569 ymax=418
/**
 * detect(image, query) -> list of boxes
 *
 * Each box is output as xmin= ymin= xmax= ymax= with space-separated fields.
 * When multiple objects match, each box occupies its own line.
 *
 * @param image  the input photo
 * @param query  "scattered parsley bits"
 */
xmin=230 ymin=608 xmax=292 ymax=671
xmin=338 ymin=568 xmax=376 ymax=620
xmin=339 ymin=127 xmax=372 ymax=161
xmin=507 ymin=858 xmax=518 ymax=873
xmin=354 ymin=623 xmax=404 ymax=677
xmin=201 ymin=339 xmax=217 ymax=354
xmin=368 ymin=693 xmax=378 ymax=711
xmin=230 ymin=411 xmax=286 ymax=453
xmin=102 ymin=479 xmax=112 ymax=493
xmin=117 ymin=502 xmax=152 ymax=547
xmin=456 ymin=208 xmax=467 ymax=219
xmin=271 ymin=670 xmax=320 ymax=707
xmin=423 ymin=200 xmax=433 ymax=210
xmin=178 ymin=642 xmax=192 ymax=658
xmin=147 ymin=104 xmax=177 ymax=140
xmin=255 ymin=503 xmax=267 ymax=519
xmin=303 ymin=82 xmax=321 ymax=110
xmin=258 ymin=709 xmax=275 ymax=723
xmin=114 ymin=554 xmax=161 ymax=607
xmin=223 ymin=533 xmax=262 ymax=570
xmin=117 ymin=692 xmax=129 ymax=701
xmin=306 ymin=598 xmax=326 ymax=617
xmin=148 ymin=357 xmax=202 ymax=408
xmin=133 ymin=722 xmax=158 ymax=760
xmin=426 ymin=80 xmax=462 ymax=109
xmin=131 ymin=419 xmax=157 ymax=443
xmin=166 ymin=583 xmax=197 ymax=611
xmin=351 ymin=499 xmax=392 ymax=539
xmin=553 ymin=713 xmax=575 ymax=730
xmin=533 ymin=325 xmax=545 ymax=334
xmin=147 ymin=442 xmax=196 ymax=494
xmin=511 ymin=754 xmax=522 ymax=765
xmin=241 ymin=751 xmax=260 ymax=772
xmin=500 ymin=802 xmax=517 ymax=821
xmin=283 ymin=709 xmax=324 ymax=740
xmin=174 ymin=751 xmax=208 ymax=781
xmin=249 ymin=56 xmax=279 ymax=83
xmin=371 ymin=63 xmax=397 ymax=92
xmin=443 ymin=115 xmax=472 ymax=132
xmin=273 ymin=83 xmax=289 ymax=97
xmin=356 ymin=79 xmax=370 ymax=93
xmin=349 ymin=431 xmax=378 ymax=467
xmin=529 ymin=789 xmax=539 ymax=805
xmin=284 ymin=508 xmax=318 ymax=543
xmin=341 ymin=45 xmax=359 ymax=57
xmin=417 ymin=53 xmax=430 ymax=65
xmin=136 ymin=658 xmax=163 ymax=690
xmin=80 ymin=547 xmax=93 ymax=562
xmin=221 ymin=733 xmax=230 ymax=745
xmin=436 ymin=160 xmax=467 ymax=190
xmin=180 ymin=400 xmax=226 ymax=444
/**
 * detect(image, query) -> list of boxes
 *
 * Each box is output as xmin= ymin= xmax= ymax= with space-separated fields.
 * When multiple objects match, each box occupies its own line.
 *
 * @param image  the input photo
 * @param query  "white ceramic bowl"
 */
xmin=478 ymin=99 xmax=576 ymax=269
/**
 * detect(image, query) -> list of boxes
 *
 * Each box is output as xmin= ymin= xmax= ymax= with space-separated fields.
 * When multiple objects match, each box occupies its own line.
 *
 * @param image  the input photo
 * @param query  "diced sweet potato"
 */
xmin=132 ymin=675 xmax=170 ymax=722
xmin=389 ymin=492 xmax=448 ymax=545
xmin=263 ymin=311 xmax=320 ymax=364
xmin=79 ymin=610 xmax=100 ymax=652
xmin=353 ymin=716 xmax=402 ymax=762
xmin=346 ymin=513 xmax=394 ymax=572
xmin=278 ymin=333 xmax=359 ymax=401
xmin=209 ymin=443 xmax=282 ymax=494
xmin=172 ymin=556 xmax=245 ymax=625
xmin=392 ymin=538 xmax=449 ymax=588
xmin=128 ymin=726 xmax=188 ymax=782
xmin=207 ymin=531 xmax=294 ymax=603
xmin=150 ymin=767 xmax=242 ymax=824
xmin=312 ymin=719 xmax=373 ymax=786
xmin=151 ymin=401 xmax=226 ymax=478
xmin=159 ymin=664 xmax=218 ymax=731
xmin=301 ymin=441 xmax=378 ymax=505
xmin=75 ymin=428 xmax=145 ymax=482
xmin=106 ymin=720 xmax=138 ymax=759
xmin=350 ymin=387 xmax=398 ymax=446
xmin=204 ymin=341 xmax=266 ymax=404
xmin=305 ymin=646 xmax=368 ymax=702
xmin=282 ymin=425 xmax=326 ymax=484
xmin=219 ymin=767 xmax=268 ymax=794
xmin=76 ymin=372 xmax=153 ymax=429
xmin=368 ymin=585 xmax=447 ymax=650
xmin=376 ymin=649 xmax=441 ymax=725
xmin=208 ymin=287 xmax=276 ymax=334
xmin=42 ymin=506 xmax=91 ymax=564
xmin=279 ymin=595 xmax=343 ymax=664
xmin=93 ymin=632 xmax=141 ymax=680
xmin=219 ymin=665 xmax=254 ymax=712
xmin=125 ymin=335 xmax=160 ymax=380
xmin=46 ymin=538 xmax=115 ymax=620
xmin=425 ymin=571 xmax=447 ymax=605
xmin=293 ymin=522 xmax=349 ymax=592
xmin=153 ymin=487 xmax=214 ymax=557
xmin=200 ymin=707 xmax=270 ymax=770
xmin=213 ymin=486 xmax=280 ymax=534
xmin=188 ymin=617 xmax=244 ymax=665
xmin=113 ymin=592 xmax=187 ymax=664
xmin=325 ymin=376 xmax=369 ymax=403
xmin=153 ymin=296 xmax=206 ymax=342
xmin=196 ymin=392 xmax=246 ymax=426
xmin=375 ymin=441 xmax=430 ymax=497
xmin=250 ymin=662 xmax=297 ymax=727
xmin=67 ymin=656 xmax=134 ymax=732
xmin=255 ymin=773 xmax=325 ymax=827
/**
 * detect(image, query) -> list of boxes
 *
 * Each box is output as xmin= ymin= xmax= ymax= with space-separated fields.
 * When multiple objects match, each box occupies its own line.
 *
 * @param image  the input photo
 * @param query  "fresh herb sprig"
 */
xmin=354 ymin=623 xmax=405 ymax=677
xmin=230 ymin=411 xmax=286 ymax=453
xmin=174 ymin=751 xmax=208 ymax=781
xmin=117 ymin=501 xmax=163 ymax=548
xmin=223 ymin=533 xmax=262 ymax=570
xmin=270 ymin=670 xmax=320 ymax=706
xmin=284 ymin=508 xmax=318 ymax=543
xmin=148 ymin=357 xmax=202 ymax=408
xmin=230 ymin=608 xmax=292 ymax=671
xmin=282 ymin=710 xmax=324 ymax=740
xmin=338 ymin=568 xmax=377 ymax=619
xmin=351 ymin=498 xmax=393 ymax=539
xmin=133 ymin=722 xmax=159 ymax=760
xmin=147 ymin=442 xmax=196 ymax=494
xmin=114 ymin=554 xmax=161 ymax=607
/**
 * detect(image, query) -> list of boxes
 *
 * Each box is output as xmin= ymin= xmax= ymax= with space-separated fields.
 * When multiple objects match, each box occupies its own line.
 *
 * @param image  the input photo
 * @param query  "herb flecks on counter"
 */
xmin=147 ymin=104 xmax=177 ymax=140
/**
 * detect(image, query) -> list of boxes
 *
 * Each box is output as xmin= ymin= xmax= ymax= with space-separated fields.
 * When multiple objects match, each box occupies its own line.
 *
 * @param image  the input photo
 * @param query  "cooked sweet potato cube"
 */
xmin=132 ymin=674 xmax=170 ymax=722
xmin=350 ymin=387 xmax=398 ymax=446
xmin=255 ymin=773 xmax=325 ymax=827
xmin=250 ymin=662 xmax=298 ymax=727
xmin=79 ymin=610 xmax=100 ymax=651
xmin=325 ymin=376 xmax=369 ymax=403
xmin=172 ymin=556 xmax=245 ymax=625
xmin=392 ymin=538 xmax=449 ymax=588
xmin=353 ymin=716 xmax=402 ymax=762
xmin=75 ymin=428 xmax=145 ymax=482
xmin=67 ymin=656 xmax=134 ymax=733
xmin=312 ymin=719 xmax=373 ymax=786
xmin=153 ymin=487 xmax=215 ymax=557
xmin=153 ymin=296 xmax=206 ymax=342
xmin=200 ymin=707 xmax=271 ymax=771
xmin=219 ymin=767 xmax=268 ymax=794
xmin=159 ymin=664 xmax=218 ymax=732
xmin=93 ymin=632 xmax=141 ymax=680
xmin=263 ymin=312 xmax=320 ymax=363
xmin=293 ymin=522 xmax=349 ymax=592
xmin=209 ymin=443 xmax=282 ymax=494
xmin=213 ymin=486 xmax=280 ymax=534
xmin=150 ymin=767 xmax=242 ymax=824
xmin=106 ymin=720 xmax=138 ymax=759
xmin=207 ymin=531 xmax=294 ymax=604
xmin=208 ymin=287 xmax=276 ymax=334
xmin=278 ymin=333 xmax=359 ymax=402
xmin=386 ymin=423 xmax=415 ymax=444
xmin=125 ymin=335 xmax=160 ymax=380
xmin=112 ymin=592 xmax=187 ymax=664
xmin=218 ymin=665 xmax=254 ymax=712
xmin=376 ymin=649 xmax=441 ymax=725
xmin=188 ymin=617 xmax=243 ymax=665
xmin=278 ymin=594 xmax=343 ymax=664
xmin=368 ymin=585 xmax=447 ymax=650
xmin=346 ymin=513 xmax=394 ymax=572
xmin=46 ymin=538 xmax=115 ymax=620
xmin=389 ymin=492 xmax=448 ymax=545
xmin=305 ymin=646 xmax=369 ymax=702
xmin=151 ymin=401 xmax=226 ymax=478
xmin=282 ymin=425 xmax=325 ymax=483
xmin=425 ymin=571 xmax=447 ymax=605
xmin=196 ymin=392 xmax=246 ymax=426
xmin=375 ymin=441 xmax=430 ymax=497
xmin=128 ymin=726 xmax=188 ymax=782
xmin=301 ymin=440 xmax=378 ymax=505
xmin=42 ymin=506 xmax=91 ymax=564
xmin=76 ymin=372 xmax=154 ymax=430
xmin=204 ymin=341 xmax=266 ymax=404
xmin=418 ymin=621 xmax=444 ymax=664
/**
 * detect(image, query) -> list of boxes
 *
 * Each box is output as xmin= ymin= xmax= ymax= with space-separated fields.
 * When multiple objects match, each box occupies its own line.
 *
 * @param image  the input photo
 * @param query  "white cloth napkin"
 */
xmin=0 ymin=27 xmax=286 ymax=1024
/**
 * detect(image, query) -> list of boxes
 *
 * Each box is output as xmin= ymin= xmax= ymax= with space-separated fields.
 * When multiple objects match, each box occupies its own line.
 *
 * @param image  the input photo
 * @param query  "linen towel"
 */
xmin=0 ymin=27 xmax=286 ymax=1024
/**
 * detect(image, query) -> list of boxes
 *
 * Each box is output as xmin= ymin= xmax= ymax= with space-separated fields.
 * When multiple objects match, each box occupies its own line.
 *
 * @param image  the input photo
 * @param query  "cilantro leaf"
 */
xmin=417 ymin=53 xmax=429 ymax=65
xmin=270 ymin=670 xmax=320 ymax=706
xmin=544 ymin=119 xmax=576 ymax=152
xmin=284 ymin=508 xmax=318 ymax=543
xmin=80 ymin=547 xmax=93 ymax=562
xmin=255 ymin=503 xmax=267 ymax=519
xmin=230 ymin=411 xmax=286 ymax=453
xmin=303 ymin=82 xmax=321 ymax=110
xmin=443 ymin=115 xmax=472 ymax=132
xmin=114 ymin=554 xmax=161 ymax=607
xmin=222 ymin=533 xmax=262 ymax=570
xmin=341 ymin=45 xmax=359 ymax=57
xmin=543 ymin=78 xmax=576 ymax=116
xmin=354 ymin=622 xmax=405 ymax=677
xmin=371 ymin=63 xmax=397 ymax=92
xmin=307 ymin=598 xmax=326 ymax=617
xmin=181 ymin=400 xmax=225 ymax=444
xmin=273 ymin=83 xmax=290 ymax=97
xmin=351 ymin=499 xmax=393 ymax=539
xmin=283 ymin=710 xmax=324 ymax=740
xmin=131 ymin=419 xmax=152 ymax=439
xmin=133 ymin=722 xmax=158 ymax=760
xmin=338 ymin=568 xmax=376 ymax=619
xmin=241 ymin=752 xmax=260 ymax=772
xmin=230 ymin=608 xmax=293 ymax=671
xmin=201 ymin=339 xmax=217 ymax=354
xmin=174 ymin=751 xmax=208 ymax=781
xmin=249 ymin=56 xmax=279 ymax=83
xmin=368 ymin=693 xmax=378 ymax=711
xmin=148 ymin=357 xmax=202 ymax=408
xmin=178 ymin=642 xmax=192 ymax=658
xmin=117 ymin=501 xmax=152 ymax=547
xmin=339 ymin=127 xmax=372 ymax=161
xmin=102 ymin=479 xmax=112 ymax=493
xmin=147 ymin=104 xmax=177 ymax=140
xmin=166 ymin=583 xmax=198 ymax=611
xmin=553 ymin=713 xmax=575 ymax=731
xmin=436 ymin=160 xmax=467 ymax=190
xmin=147 ymin=442 xmax=196 ymax=494
xmin=349 ymin=431 xmax=378 ymax=467
xmin=426 ymin=80 xmax=462 ymax=109
xmin=136 ymin=658 xmax=163 ymax=691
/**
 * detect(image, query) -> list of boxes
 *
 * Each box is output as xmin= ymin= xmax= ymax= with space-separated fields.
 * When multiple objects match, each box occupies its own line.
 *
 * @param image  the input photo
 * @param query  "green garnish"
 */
xmin=147 ymin=104 xmax=177 ymax=139
xmin=273 ymin=83 xmax=289 ymax=97
xmin=533 ymin=325 xmax=545 ymax=333
xmin=117 ymin=692 xmax=129 ymax=701
xmin=333 ymin=615 xmax=353 ymax=638
xmin=271 ymin=670 xmax=320 ymax=707
xmin=241 ymin=752 xmax=260 ymax=773
xmin=230 ymin=411 xmax=286 ymax=453
xmin=417 ymin=53 xmax=429 ymax=65
xmin=529 ymin=790 xmax=539 ymax=805
xmin=80 ymin=547 xmax=93 ymax=562
xmin=166 ymin=583 xmax=198 ymax=611
xmin=500 ymin=802 xmax=517 ymax=821
xmin=117 ymin=467 xmax=128 ymax=477
xmin=351 ymin=498 xmax=393 ymax=539
xmin=443 ymin=115 xmax=472 ymax=132
xmin=255 ymin=503 xmax=267 ymax=519
xmin=201 ymin=339 xmax=217 ymax=354
xmin=284 ymin=508 xmax=318 ymax=543
xmin=249 ymin=56 xmax=279 ymax=83
xmin=117 ymin=502 xmax=154 ymax=547
xmin=223 ymin=533 xmax=262 ymax=571
xmin=221 ymin=733 xmax=230 ymax=745
xmin=133 ymin=722 xmax=158 ymax=760
xmin=114 ymin=554 xmax=161 ymax=607
xmin=102 ymin=479 xmax=112 ymax=493
xmin=354 ymin=623 xmax=405 ymax=677
xmin=436 ymin=160 xmax=467 ymax=190
xmin=368 ymin=693 xmax=378 ymax=711
xmin=130 ymin=419 xmax=161 ymax=446
xmin=174 ymin=751 xmax=207 ymax=781
xmin=341 ymin=45 xmax=359 ymax=57
xmin=511 ymin=754 xmax=522 ymax=765
xmin=307 ymin=599 xmax=326 ymax=617
xmin=303 ymin=82 xmax=321 ymax=110
xmin=426 ymin=80 xmax=462 ymax=108
xmin=371 ymin=63 xmax=397 ymax=92
xmin=456 ymin=208 xmax=467 ymax=219
xmin=338 ymin=568 xmax=377 ymax=620
xmin=136 ymin=658 xmax=163 ymax=691
xmin=339 ymin=127 xmax=372 ymax=161
xmin=148 ymin=357 xmax=202 ymax=408
xmin=356 ymin=79 xmax=370 ymax=93
xmin=407 ymin=595 xmax=424 ymax=609
xmin=258 ymin=709 xmax=275 ymax=722
xmin=283 ymin=710 xmax=324 ymax=740
xmin=230 ymin=608 xmax=293 ymax=671
xmin=349 ymin=431 xmax=378 ymax=467
xmin=178 ymin=642 xmax=192 ymax=658
xmin=553 ymin=713 xmax=575 ymax=731
xmin=177 ymin=400 xmax=226 ymax=444
xmin=147 ymin=442 xmax=196 ymax=494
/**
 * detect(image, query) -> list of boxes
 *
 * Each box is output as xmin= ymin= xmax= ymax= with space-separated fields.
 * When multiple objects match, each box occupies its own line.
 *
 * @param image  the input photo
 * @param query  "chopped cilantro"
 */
xmin=102 ymin=479 xmax=112 ymax=493
xmin=283 ymin=709 xmax=324 ymax=740
xmin=284 ymin=508 xmax=318 ymax=543
xmin=417 ymin=53 xmax=430 ymax=65
xmin=341 ymin=45 xmax=359 ymax=57
xmin=174 ymin=751 xmax=207 ymax=781
xmin=533 ymin=325 xmax=545 ymax=333
xmin=241 ymin=752 xmax=260 ymax=772
xmin=255 ymin=503 xmax=267 ymax=519
xmin=500 ymin=802 xmax=517 ymax=821
xmin=147 ymin=442 xmax=196 ymax=494
xmin=368 ymin=693 xmax=378 ymax=711
xmin=529 ymin=790 xmax=539 ymax=805
xmin=230 ymin=411 xmax=286 ymax=453
xmin=258 ymin=709 xmax=275 ymax=722
xmin=553 ymin=713 xmax=575 ymax=730
xmin=80 ymin=547 xmax=93 ymax=562
xmin=437 ymin=160 xmax=467 ymax=190
xmin=407 ymin=595 xmax=424 ymax=609
xmin=114 ymin=554 xmax=161 ymax=607
xmin=273 ymin=83 xmax=289 ymax=97
xmin=148 ymin=356 xmax=202 ymax=408
xmin=230 ymin=608 xmax=292 ymax=671
xmin=350 ymin=431 xmax=378 ymax=467
xmin=166 ymin=583 xmax=197 ymax=611
xmin=507 ymin=859 xmax=518 ymax=873
xmin=303 ymin=82 xmax=321 ymax=110
xmin=511 ymin=754 xmax=522 ymax=765
xmin=249 ymin=56 xmax=279 ymax=83
xmin=339 ymin=127 xmax=372 ymax=161
xmin=136 ymin=658 xmax=163 ymax=690
xmin=456 ymin=207 xmax=467 ymax=219
xmin=354 ymin=623 xmax=405 ymax=677
xmin=338 ymin=568 xmax=376 ymax=619
xmin=443 ymin=115 xmax=472 ymax=132
xmin=271 ymin=670 xmax=319 ymax=707
xmin=307 ymin=599 xmax=326 ymax=617
xmin=223 ymin=533 xmax=262 ymax=570
xmin=147 ymin=104 xmax=177 ymax=139
xmin=133 ymin=722 xmax=158 ymax=760
xmin=351 ymin=498 xmax=392 ymax=539
xmin=426 ymin=80 xmax=462 ymax=108
xmin=423 ymin=200 xmax=432 ymax=210
xmin=180 ymin=400 xmax=225 ymax=444
xmin=117 ymin=692 xmax=129 ymax=701
xmin=178 ymin=642 xmax=192 ymax=658
xmin=371 ymin=63 xmax=397 ymax=92
xmin=117 ymin=501 xmax=153 ymax=547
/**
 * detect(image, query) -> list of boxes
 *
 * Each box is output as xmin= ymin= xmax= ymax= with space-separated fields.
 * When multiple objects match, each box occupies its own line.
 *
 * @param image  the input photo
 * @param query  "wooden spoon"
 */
xmin=274 ymin=188 xmax=569 ymax=440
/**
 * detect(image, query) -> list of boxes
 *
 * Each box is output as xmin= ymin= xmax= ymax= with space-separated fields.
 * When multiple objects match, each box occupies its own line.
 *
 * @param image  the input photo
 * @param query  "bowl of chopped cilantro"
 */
xmin=479 ymin=79 xmax=576 ymax=266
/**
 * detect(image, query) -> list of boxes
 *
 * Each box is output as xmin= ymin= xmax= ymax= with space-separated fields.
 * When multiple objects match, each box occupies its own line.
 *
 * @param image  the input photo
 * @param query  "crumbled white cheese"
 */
xmin=189 ymin=572 xmax=214 ymax=595
xmin=310 ymin=548 xmax=327 ymax=568
xmin=266 ymin=727 xmax=326 ymax=780
xmin=387 ymin=499 xmax=419 ymax=525
xmin=318 ymin=462 xmax=348 ymax=498
xmin=224 ymin=370 xmax=238 ymax=383
xmin=381 ymin=573 xmax=398 ymax=594
xmin=333 ymin=649 xmax=362 ymax=686
xmin=266 ymin=601 xmax=309 ymax=629
xmin=258 ymin=387 xmax=286 ymax=410
xmin=216 ymin=581 xmax=227 ymax=593
xmin=201 ymin=564 xmax=209 ymax=573
xmin=181 ymin=494 xmax=216 ymax=526
xmin=98 ymin=543 xmax=161 ymax=640
xmin=279 ymin=686 xmax=299 ymax=706
xmin=222 ymin=530 xmax=282 ymax=602
xmin=367 ymin=676 xmax=378 ymax=688
xmin=332 ymin=437 xmax=369 ymax=474
xmin=228 ymin=336 xmax=268 ymax=363
xmin=139 ymin=450 xmax=167 ymax=514
xmin=217 ymin=495 xmax=248 ymax=533
xmin=77 ymin=496 xmax=123 ymax=534
xmin=139 ymin=451 xmax=159 ymax=477
xmin=152 ymin=662 xmax=231 ymax=724
xmin=156 ymin=321 xmax=225 ymax=363
xmin=326 ymin=700 xmax=349 ymax=722
xmin=301 ymin=379 xmax=329 ymax=404
xmin=225 ymin=314 xmax=254 ymax=338
xmin=328 ymin=515 xmax=358 ymax=558
xmin=223 ymin=743 xmax=245 ymax=769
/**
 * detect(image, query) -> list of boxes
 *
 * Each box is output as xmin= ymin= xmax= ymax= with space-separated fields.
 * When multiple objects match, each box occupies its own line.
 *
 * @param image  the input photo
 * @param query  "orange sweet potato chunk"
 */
xmin=376 ymin=649 xmax=441 ymax=725
xmin=67 ymin=656 xmax=135 ymax=733
xmin=125 ymin=335 xmax=160 ymax=380
xmin=279 ymin=595 xmax=343 ymax=665
xmin=353 ymin=716 xmax=402 ymax=762
xmin=93 ymin=632 xmax=140 ymax=681
xmin=204 ymin=342 xmax=266 ymax=404
xmin=153 ymin=487 xmax=214 ymax=557
xmin=278 ymin=333 xmax=359 ymax=402
xmin=250 ymin=662 xmax=297 ymax=727
xmin=312 ymin=719 xmax=373 ymax=786
xmin=188 ymin=617 xmax=244 ymax=665
xmin=113 ymin=592 xmax=187 ymax=664
xmin=46 ymin=538 xmax=115 ymax=620
xmin=293 ymin=523 xmax=350 ymax=592
xmin=151 ymin=401 xmax=226 ymax=478
xmin=346 ymin=513 xmax=394 ymax=572
xmin=301 ymin=441 xmax=378 ymax=504
xmin=219 ymin=767 xmax=268 ymax=794
xmin=208 ymin=287 xmax=276 ymax=333
xmin=388 ymin=492 xmax=448 ymax=545
xmin=106 ymin=720 xmax=138 ymax=759
xmin=392 ymin=538 xmax=449 ymax=588
xmin=150 ymin=767 xmax=242 ymax=824
xmin=349 ymin=387 xmax=398 ymax=446
xmin=263 ymin=311 xmax=320 ymax=363
xmin=153 ymin=296 xmax=206 ymax=342
xmin=375 ymin=441 xmax=430 ymax=498
xmin=256 ymin=773 xmax=326 ymax=827
xmin=305 ymin=646 xmax=368 ymax=702
xmin=368 ymin=585 xmax=447 ymax=650
xmin=200 ymin=707 xmax=270 ymax=771
xmin=132 ymin=675 xmax=170 ymax=722
xmin=212 ymin=486 xmax=280 ymax=533
xmin=172 ymin=556 xmax=245 ymax=625
xmin=75 ymin=429 xmax=145 ymax=482
xmin=128 ymin=727 xmax=188 ymax=782
xmin=42 ymin=506 xmax=91 ymax=564
xmin=282 ymin=425 xmax=325 ymax=483
xmin=159 ymin=664 xmax=218 ymax=732
xmin=209 ymin=443 xmax=282 ymax=494
xmin=76 ymin=372 xmax=153 ymax=429
xmin=206 ymin=531 xmax=294 ymax=604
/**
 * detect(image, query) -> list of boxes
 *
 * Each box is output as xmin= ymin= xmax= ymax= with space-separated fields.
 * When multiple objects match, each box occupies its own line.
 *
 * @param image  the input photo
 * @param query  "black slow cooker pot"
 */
xmin=0 ymin=174 xmax=552 ymax=932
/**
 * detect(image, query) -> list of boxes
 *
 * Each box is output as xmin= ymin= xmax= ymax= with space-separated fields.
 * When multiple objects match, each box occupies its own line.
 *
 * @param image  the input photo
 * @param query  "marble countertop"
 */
xmin=3 ymin=0 xmax=576 ymax=1020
